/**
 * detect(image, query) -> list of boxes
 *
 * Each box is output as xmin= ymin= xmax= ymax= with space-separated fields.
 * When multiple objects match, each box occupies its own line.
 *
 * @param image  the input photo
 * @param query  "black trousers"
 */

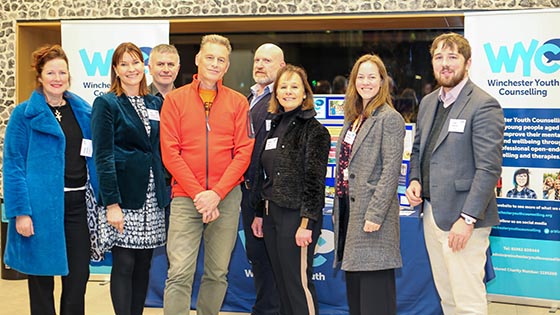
xmin=263 ymin=200 xmax=322 ymax=315
xmin=27 ymin=190 xmax=90 ymax=315
xmin=110 ymin=246 xmax=153 ymax=315
xmin=240 ymin=185 xmax=281 ymax=315
xmin=345 ymin=269 xmax=397 ymax=315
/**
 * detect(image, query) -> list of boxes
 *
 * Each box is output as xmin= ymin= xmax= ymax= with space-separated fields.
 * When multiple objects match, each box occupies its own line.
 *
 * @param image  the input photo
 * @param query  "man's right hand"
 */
xmin=405 ymin=180 xmax=424 ymax=207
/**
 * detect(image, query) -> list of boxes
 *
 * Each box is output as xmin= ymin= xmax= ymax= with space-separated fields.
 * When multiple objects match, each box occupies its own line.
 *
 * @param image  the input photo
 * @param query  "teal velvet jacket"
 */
xmin=91 ymin=92 xmax=168 ymax=210
xmin=3 ymin=90 xmax=97 ymax=276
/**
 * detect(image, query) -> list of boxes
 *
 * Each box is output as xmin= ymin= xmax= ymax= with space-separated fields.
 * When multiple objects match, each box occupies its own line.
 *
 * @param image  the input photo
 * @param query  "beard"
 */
xmin=254 ymin=74 xmax=274 ymax=86
xmin=435 ymin=66 xmax=467 ymax=88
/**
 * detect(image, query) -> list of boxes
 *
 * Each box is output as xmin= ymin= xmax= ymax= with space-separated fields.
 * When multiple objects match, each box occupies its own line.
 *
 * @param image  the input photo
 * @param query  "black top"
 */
xmin=261 ymin=107 xmax=302 ymax=201
xmin=48 ymin=102 xmax=87 ymax=188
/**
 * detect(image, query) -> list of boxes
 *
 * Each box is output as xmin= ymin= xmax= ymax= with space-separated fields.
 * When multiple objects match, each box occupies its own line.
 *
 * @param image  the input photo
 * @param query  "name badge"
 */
xmin=80 ymin=139 xmax=93 ymax=157
xmin=265 ymin=137 xmax=278 ymax=150
xmin=147 ymin=109 xmax=160 ymax=121
xmin=448 ymin=119 xmax=466 ymax=133
xmin=344 ymin=130 xmax=357 ymax=145
xmin=265 ymin=119 xmax=271 ymax=131
xmin=343 ymin=168 xmax=349 ymax=181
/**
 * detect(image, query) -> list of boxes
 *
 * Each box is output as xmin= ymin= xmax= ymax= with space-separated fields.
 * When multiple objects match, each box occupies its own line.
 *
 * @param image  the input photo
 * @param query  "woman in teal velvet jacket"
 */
xmin=3 ymin=44 xmax=98 ymax=315
xmin=91 ymin=42 xmax=168 ymax=315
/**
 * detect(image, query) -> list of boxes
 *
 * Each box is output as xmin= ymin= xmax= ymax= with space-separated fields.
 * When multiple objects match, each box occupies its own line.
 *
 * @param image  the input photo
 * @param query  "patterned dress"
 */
xmin=105 ymin=96 xmax=166 ymax=249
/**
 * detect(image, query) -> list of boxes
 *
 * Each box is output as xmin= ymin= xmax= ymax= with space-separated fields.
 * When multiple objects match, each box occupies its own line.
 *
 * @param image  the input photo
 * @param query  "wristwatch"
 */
xmin=461 ymin=213 xmax=476 ymax=225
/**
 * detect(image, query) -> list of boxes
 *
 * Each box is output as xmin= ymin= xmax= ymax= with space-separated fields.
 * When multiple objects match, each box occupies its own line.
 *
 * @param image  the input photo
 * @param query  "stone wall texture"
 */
xmin=0 ymin=0 xmax=559 ymax=195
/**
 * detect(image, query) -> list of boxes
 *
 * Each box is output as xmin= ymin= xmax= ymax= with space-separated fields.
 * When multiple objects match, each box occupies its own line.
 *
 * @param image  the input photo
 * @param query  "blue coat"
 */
xmin=3 ymin=90 xmax=97 ymax=276
xmin=91 ymin=93 xmax=168 ymax=209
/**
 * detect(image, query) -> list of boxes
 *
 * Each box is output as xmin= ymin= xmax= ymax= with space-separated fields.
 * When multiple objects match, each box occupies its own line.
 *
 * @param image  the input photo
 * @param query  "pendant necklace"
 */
xmin=48 ymin=100 xmax=66 ymax=122
xmin=54 ymin=109 xmax=62 ymax=122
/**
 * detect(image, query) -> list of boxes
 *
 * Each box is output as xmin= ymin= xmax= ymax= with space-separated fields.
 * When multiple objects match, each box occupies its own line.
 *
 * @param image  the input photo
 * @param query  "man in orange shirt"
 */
xmin=160 ymin=34 xmax=254 ymax=315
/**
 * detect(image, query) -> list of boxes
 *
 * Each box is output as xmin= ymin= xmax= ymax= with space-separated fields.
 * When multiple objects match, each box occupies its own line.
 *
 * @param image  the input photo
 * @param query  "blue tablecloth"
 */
xmin=146 ymin=212 xmax=442 ymax=315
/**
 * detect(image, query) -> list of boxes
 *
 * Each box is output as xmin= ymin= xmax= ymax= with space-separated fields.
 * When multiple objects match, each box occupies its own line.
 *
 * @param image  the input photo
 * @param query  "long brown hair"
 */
xmin=344 ymin=54 xmax=392 ymax=123
xmin=269 ymin=64 xmax=315 ymax=113
xmin=109 ymin=42 xmax=149 ymax=96
xmin=31 ymin=44 xmax=70 ymax=89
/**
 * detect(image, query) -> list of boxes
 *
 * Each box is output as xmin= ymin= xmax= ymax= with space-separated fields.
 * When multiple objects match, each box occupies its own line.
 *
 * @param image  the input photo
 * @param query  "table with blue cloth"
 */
xmin=145 ymin=210 xmax=442 ymax=315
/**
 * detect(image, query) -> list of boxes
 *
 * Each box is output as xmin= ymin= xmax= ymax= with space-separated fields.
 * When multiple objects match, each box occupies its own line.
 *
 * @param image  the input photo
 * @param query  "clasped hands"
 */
xmin=194 ymin=190 xmax=221 ymax=223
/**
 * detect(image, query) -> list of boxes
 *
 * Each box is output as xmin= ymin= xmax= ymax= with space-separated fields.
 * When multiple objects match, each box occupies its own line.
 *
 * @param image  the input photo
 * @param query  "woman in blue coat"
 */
xmin=3 ymin=44 xmax=98 ymax=315
xmin=91 ymin=42 xmax=168 ymax=315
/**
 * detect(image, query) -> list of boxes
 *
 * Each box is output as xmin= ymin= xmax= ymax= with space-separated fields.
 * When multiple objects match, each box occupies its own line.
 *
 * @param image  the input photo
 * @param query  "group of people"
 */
xmin=544 ymin=176 xmax=560 ymax=200
xmin=3 ymin=31 xmax=504 ymax=315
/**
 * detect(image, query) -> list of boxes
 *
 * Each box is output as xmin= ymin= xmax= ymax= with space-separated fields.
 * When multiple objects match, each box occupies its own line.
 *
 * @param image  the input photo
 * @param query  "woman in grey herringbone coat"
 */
xmin=333 ymin=54 xmax=405 ymax=315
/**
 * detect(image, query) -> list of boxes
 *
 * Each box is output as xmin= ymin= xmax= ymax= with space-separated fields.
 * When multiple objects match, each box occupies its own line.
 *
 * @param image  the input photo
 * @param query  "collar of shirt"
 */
xmin=249 ymin=82 xmax=274 ymax=109
xmin=438 ymin=76 xmax=469 ymax=108
xmin=149 ymin=83 xmax=175 ymax=100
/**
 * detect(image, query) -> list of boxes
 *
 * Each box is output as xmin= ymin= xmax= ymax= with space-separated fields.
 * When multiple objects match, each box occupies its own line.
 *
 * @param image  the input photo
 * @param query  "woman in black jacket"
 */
xmin=251 ymin=64 xmax=331 ymax=315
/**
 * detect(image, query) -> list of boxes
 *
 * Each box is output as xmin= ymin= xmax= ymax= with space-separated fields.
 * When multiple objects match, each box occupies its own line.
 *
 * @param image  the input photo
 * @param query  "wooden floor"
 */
xmin=0 ymin=276 xmax=558 ymax=315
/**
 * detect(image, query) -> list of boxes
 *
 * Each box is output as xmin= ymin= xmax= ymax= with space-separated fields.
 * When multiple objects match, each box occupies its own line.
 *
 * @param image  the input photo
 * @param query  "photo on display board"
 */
xmin=499 ymin=167 xmax=560 ymax=200
xmin=542 ymin=171 xmax=560 ymax=201
xmin=328 ymin=99 xmax=344 ymax=117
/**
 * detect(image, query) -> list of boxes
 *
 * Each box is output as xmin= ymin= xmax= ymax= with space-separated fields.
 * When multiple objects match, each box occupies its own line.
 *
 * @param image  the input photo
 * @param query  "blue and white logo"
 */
xmin=79 ymin=47 xmax=153 ymax=77
xmin=313 ymin=229 xmax=334 ymax=267
xmin=484 ymin=38 xmax=560 ymax=76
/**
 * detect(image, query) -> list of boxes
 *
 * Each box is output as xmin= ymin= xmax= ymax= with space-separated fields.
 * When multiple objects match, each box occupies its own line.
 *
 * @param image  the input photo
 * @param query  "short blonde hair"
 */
xmin=149 ymin=44 xmax=180 ymax=65
xmin=200 ymin=34 xmax=232 ymax=55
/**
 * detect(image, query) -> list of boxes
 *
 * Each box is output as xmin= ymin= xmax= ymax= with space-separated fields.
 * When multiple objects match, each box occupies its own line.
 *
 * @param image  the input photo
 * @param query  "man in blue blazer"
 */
xmin=240 ymin=43 xmax=285 ymax=315
xmin=406 ymin=33 xmax=504 ymax=315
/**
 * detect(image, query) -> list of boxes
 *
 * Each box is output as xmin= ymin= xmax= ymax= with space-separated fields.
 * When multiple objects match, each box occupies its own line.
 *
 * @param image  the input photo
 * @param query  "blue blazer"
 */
xmin=3 ymin=90 xmax=97 ymax=276
xmin=91 ymin=92 xmax=168 ymax=209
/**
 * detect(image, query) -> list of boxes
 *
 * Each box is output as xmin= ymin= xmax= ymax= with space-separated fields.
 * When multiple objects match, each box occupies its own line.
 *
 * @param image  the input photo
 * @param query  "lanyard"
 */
xmin=351 ymin=115 xmax=364 ymax=133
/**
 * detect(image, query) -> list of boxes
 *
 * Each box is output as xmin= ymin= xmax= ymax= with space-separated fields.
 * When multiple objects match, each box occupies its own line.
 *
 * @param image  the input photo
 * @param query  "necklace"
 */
xmin=48 ymin=100 xmax=66 ymax=122
xmin=54 ymin=109 xmax=62 ymax=122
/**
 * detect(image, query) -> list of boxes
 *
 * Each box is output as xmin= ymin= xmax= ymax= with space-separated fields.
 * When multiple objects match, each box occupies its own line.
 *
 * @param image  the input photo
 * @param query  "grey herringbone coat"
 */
xmin=333 ymin=103 xmax=405 ymax=271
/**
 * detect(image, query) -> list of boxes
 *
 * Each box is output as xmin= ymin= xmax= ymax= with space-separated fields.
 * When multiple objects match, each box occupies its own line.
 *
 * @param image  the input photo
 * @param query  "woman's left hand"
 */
xmin=363 ymin=220 xmax=381 ymax=233
xmin=295 ymin=227 xmax=313 ymax=247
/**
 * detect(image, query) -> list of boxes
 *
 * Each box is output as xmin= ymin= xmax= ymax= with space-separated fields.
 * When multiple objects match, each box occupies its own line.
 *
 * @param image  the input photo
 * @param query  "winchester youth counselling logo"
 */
xmin=483 ymin=39 xmax=560 ymax=98
xmin=484 ymin=38 xmax=560 ymax=76
xmin=77 ymin=46 xmax=153 ymax=97
xmin=79 ymin=46 xmax=153 ymax=76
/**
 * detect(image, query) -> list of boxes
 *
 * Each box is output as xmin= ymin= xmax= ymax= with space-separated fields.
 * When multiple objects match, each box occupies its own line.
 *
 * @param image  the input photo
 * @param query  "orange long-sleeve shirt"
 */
xmin=160 ymin=75 xmax=254 ymax=199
